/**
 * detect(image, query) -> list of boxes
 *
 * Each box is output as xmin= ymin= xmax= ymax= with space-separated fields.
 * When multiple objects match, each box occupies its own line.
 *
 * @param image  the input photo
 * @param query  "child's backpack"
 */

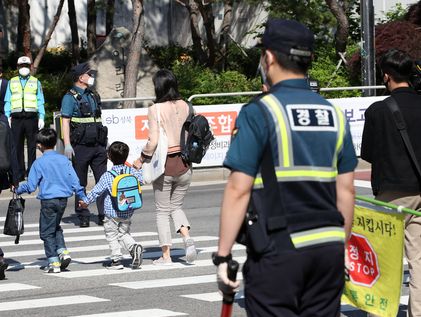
xmin=109 ymin=166 xmax=142 ymax=215
xmin=181 ymin=103 xmax=214 ymax=164
xmin=0 ymin=120 xmax=10 ymax=173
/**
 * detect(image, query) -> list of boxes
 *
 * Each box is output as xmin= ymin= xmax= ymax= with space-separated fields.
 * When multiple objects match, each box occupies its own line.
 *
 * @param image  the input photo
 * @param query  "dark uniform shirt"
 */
xmin=61 ymin=86 xmax=98 ymax=118
xmin=224 ymin=79 xmax=357 ymax=230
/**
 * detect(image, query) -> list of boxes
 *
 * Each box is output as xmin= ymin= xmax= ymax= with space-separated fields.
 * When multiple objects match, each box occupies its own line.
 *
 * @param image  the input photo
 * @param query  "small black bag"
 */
xmin=3 ymin=194 xmax=25 ymax=244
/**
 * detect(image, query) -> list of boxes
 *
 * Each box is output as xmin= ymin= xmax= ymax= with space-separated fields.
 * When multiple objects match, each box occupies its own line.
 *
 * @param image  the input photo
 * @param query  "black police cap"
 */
xmin=71 ymin=62 xmax=97 ymax=81
xmin=257 ymin=19 xmax=314 ymax=59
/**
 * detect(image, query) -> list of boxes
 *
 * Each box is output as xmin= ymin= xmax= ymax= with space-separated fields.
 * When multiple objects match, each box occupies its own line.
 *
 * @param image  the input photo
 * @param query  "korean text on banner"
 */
xmin=342 ymin=199 xmax=405 ymax=317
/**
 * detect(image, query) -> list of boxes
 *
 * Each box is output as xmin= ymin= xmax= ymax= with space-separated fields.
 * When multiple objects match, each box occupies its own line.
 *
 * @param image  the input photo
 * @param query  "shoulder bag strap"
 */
xmin=180 ymin=101 xmax=194 ymax=151
xmin=385 ymin=96 xmax=421 ymax=180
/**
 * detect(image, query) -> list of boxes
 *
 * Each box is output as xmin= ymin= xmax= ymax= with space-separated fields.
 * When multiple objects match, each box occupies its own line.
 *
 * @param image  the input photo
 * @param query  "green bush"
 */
xmin=310 ymin=45 xmax=362 ymax=98
xmin=146 ymin=44 xmax=192 ymax=70
xmin=36 ymin=72 xmax=70 ymax=126
xmin=172 ymin=60 xmax=261 ymax=105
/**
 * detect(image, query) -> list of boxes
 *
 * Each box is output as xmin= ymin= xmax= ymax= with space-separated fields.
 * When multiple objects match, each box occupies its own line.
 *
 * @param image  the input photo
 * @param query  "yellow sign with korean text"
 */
xmin=342 ymin=200 xmax=405 ymax=317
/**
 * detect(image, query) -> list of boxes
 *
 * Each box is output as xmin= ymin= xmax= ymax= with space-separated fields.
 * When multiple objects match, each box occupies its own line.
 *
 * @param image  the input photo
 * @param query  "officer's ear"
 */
xmin=264 ymin=50 xmax=277 ymax=68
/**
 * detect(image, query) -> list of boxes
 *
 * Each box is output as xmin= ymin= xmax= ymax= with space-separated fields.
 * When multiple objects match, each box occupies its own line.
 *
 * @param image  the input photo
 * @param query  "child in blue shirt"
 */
xmin=79 ymin=141 xmax=144 ymax=270
xmin=16 ymin=128 xmax=86 ymax=273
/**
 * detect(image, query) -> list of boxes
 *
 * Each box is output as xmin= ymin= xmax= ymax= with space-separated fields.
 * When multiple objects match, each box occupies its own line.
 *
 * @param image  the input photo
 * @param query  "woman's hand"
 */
xmin=133 ymin=158 xmax=143 ymax=169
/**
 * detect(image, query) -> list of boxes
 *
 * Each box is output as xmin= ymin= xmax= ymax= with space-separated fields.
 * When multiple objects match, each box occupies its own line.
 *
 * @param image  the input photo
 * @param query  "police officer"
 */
xmin=61 ymin=62 xmax=107 ymax=227
xmin=214 ymin=19 xmax=358 ymax=316
xmin=4 ymin=56 xmax=45 ymax=179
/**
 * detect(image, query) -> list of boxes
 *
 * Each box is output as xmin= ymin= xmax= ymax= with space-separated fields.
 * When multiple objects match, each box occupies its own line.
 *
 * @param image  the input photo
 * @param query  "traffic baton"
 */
xmin=220 ymin=259 xmax=239 ymax=317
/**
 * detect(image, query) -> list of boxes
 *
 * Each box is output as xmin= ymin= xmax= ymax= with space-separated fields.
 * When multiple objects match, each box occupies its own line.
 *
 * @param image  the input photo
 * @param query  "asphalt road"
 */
xmin=0 ymin=181 xmax=408 ymax=317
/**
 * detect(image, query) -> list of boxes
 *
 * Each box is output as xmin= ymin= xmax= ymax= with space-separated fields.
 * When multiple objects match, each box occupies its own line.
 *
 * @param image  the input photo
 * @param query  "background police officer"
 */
xmin=4 ymin=56 xmax=45 ymax=180
xmin=61 ymin=62 xmax=107 ymax=227
xmin=214 ymin=19 xmax=357 ymax=316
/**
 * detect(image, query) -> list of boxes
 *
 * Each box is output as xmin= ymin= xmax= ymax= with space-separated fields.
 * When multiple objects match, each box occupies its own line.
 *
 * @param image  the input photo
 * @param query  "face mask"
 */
xmin=19 ymin=67 xmax=30 ymax=77
xmin=87 ymin=77 xmax=95 ymax=86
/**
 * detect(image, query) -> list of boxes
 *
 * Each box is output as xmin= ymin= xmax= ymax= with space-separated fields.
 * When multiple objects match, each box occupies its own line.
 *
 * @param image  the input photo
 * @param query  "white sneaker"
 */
xmin=185 ymin=238 xmax=197 ymax=264
xmin=152 ymin=257 xmax=173 ymax=266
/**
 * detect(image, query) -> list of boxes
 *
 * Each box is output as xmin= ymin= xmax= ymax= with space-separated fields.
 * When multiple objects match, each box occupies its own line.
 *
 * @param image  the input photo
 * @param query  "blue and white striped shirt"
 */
xmin=83 ymin=164 xmax=143 ymax=219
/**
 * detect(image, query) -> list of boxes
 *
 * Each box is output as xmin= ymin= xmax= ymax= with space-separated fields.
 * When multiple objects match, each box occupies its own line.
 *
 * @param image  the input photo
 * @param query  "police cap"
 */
xmin=257 ymin=19 xmax=314 ymax=59
xmin=71 ymin=62 xmax=97 ymax=81
xmin=17 ymin=56 xmax=32 ymax=65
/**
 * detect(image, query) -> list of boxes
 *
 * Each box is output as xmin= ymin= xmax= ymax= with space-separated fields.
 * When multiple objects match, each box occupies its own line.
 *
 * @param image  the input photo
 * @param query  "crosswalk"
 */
xmin=0 ymin=211 xmax=409 ymax=316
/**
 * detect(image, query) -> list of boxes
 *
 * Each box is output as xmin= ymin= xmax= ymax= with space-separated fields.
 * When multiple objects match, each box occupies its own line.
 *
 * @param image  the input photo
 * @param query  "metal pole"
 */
xmin=361 ymin=0 xmax=376 ymax=96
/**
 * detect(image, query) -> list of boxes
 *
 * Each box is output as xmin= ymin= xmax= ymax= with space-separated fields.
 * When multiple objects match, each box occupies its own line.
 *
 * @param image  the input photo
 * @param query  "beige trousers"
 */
xmin=376 ymin=192 xmax=421 ymax=317
xmin=152 ymin=169 xmax=192 ymax=246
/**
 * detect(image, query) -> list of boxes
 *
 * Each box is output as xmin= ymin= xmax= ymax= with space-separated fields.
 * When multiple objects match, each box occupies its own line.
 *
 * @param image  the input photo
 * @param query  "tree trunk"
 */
xmin=123 ymin=0 xmax=145 ymax=109
xmin=196 ymin=0 xmax=216 ymax=68
xmin=17 ymin=0 xmax=32 ymax=59
xmin=219 ymin=0 xmax=233 ymax=71
xmin=87 ymin=0 xmax=97 ymax=56
xmin=185 ymin=0 xmax=207 ymax=64
xmin=105 ymin=0 xmax=115 ymax=36
xmin=325 ymin=0 xmax=349 ymax=55
xmin=32 ymin=0 xmax=65 ymax=74
xmin=68 ymin=0 xmax=80 ymax=64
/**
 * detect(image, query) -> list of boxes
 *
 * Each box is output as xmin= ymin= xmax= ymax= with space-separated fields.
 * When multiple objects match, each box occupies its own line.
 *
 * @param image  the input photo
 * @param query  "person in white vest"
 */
xmin=4 ymin=56 xmax=45 ymax=180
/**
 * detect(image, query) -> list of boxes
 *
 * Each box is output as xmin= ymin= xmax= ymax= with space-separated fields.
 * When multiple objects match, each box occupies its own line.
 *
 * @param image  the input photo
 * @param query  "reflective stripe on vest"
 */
xmin=10 ymin=76 xmax=38 ymax=113
xmin=290 ymin=226 xmax=345 ymax=248
xmin=253 ymin=94 xmax=345 ymax=188
xmin=71 ymin=117 xmax=102 ymax=123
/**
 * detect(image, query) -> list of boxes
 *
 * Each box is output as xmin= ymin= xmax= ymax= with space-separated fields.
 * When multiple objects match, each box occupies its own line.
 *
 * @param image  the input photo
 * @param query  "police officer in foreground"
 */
xmin=214 ymin=19 xmax=357 ymax=316
xmin=4 ymin=56 xmax=45 ymax=180
xmin=61 ymin=62 xmax=107 ymax=227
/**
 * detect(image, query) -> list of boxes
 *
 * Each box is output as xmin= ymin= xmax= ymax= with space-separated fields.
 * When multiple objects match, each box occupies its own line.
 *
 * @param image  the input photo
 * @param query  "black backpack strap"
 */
xmin=180 ymin=101 xmax=195 ymax=152
xmin=385 ymin=96 xmax=421 ymax=181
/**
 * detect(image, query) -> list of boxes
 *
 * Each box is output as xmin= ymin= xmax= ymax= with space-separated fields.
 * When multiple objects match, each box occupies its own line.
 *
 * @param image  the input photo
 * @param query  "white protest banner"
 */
xmin=100 ymin=96 xmax=385 ymax=167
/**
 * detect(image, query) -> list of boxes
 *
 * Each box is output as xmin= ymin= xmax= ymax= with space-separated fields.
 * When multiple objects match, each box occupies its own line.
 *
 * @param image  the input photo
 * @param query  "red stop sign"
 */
xmin=347 ymin=233 xmax=380 ymax=287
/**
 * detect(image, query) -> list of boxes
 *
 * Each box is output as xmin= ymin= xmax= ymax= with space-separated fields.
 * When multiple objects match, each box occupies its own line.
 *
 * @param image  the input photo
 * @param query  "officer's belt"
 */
xmin=71 ymin=117 xmax=101 ymax=123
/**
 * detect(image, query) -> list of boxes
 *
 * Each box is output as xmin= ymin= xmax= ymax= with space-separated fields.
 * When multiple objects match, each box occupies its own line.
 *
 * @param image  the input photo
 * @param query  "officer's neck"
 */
xmin=269 ymin=68 xmax=306 ymax=86
xmin=74 ymin=81 xmax=88 ymax=91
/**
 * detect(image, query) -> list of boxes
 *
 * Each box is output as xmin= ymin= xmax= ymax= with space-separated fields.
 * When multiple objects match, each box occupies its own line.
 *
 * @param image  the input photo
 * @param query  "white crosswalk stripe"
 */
xmin=0 ymin=295 xmax=109 ymax=312
xmin=71 ymin=309 xmax=188 ymax=317
xmin=4 ymin=235 xmax=219 ymax=259
xmin=0 ymin=231 xmax=158 ymax=247
xmin=111 ymin=273 xmax=243 ymax=290
xmin=0 ymin=283 xmax=41 ymax=292
xmin=12 ymin=244 xmax=246 ymax=269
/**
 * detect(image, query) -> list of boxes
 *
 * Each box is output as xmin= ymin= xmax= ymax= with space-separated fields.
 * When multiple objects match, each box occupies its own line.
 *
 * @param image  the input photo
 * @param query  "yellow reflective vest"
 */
xmin=10 ymin=76 xmax=38 ymax=113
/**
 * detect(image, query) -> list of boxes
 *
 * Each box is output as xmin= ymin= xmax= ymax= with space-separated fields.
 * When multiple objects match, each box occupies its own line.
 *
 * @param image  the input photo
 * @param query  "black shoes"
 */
xmin=106 ymin=260 xmax=123 ymax=270
xmin=97 ymin=215 xmax=105 ymax=226
xmin=79 ymin=216 xmax=90 ymax=228
xmin=0 ymin=261 xmax=8 ymax=280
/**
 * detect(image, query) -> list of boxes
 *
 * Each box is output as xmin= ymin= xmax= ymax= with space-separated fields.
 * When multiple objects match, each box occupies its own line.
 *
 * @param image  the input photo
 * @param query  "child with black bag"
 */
xmin=16 ymin=128 xmax=86 ymax=273
xmin=79 ymin=141 xmax=144 ymax=270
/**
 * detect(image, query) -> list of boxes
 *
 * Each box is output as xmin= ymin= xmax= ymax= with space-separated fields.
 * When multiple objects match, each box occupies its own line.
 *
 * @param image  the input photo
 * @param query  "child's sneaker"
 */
xmin=44 ymin=262 xmax=60 ymax=273
xmin=106 ymin=260 xmax=123 ymax=270
xmin=0 ymin=261 xmax=8 ymax=280
xmin=152 ymin=256 xmax=173 ymax=266
xmin=184 ymin=238 xmax=197 ymax=264
xmin=59 ymin=250 xmax=71 ymax=270
xmin=130 ymin=244 xmax=144 ymax=269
